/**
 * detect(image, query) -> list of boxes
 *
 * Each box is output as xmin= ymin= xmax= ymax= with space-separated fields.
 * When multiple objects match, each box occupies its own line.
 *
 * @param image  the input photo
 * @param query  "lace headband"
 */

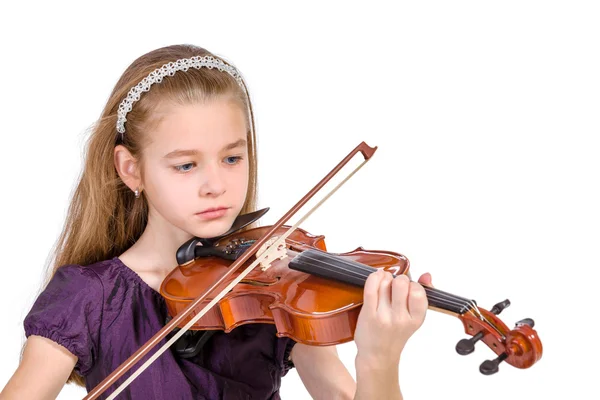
xmin=116 ymin=55 xmax=247 ymax=138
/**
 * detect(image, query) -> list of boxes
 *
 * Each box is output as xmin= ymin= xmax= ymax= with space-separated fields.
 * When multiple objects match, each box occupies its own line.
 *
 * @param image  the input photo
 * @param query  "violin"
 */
xmin=162 ymin=221 xmax=542 ymax=373
xmin=85 ymin=142 xmax=543 ymax=400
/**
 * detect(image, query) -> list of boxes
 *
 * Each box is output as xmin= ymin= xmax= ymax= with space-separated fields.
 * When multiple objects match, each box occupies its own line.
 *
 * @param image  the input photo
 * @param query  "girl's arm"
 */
xmin=0 ymin=336 xmax=77 ymax=400
xmin=290 ymin=344 xmax=356 ymax=400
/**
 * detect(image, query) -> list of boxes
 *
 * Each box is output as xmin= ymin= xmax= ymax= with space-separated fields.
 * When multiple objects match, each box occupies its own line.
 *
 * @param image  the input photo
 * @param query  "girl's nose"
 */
xmin=199 ymin=162 xmax=226 ymax=197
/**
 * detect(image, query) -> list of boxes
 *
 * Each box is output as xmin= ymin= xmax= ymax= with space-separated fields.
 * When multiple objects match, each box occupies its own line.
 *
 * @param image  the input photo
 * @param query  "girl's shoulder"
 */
xmin=48 ymin=256 xmax=162 ymax=297
xmin=31 ymin=257 xmax=131 ymax=301
xmin=23 ymin=256 xmax=162 ymax=376
xmin=23 ymin=258 xmax=117 ymax=375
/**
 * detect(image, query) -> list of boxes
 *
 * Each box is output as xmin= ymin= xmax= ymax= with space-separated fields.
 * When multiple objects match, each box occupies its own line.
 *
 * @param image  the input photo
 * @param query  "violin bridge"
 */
xmin=256 ymin=236 xmax=288 ymax=271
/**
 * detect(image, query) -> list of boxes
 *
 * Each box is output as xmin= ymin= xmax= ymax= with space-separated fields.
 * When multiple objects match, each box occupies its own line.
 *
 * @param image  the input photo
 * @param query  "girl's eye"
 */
xmin=174 ymin=162 xmax=195 ymax=173
xmin=225 ymin=156 xmax=243 ymax=165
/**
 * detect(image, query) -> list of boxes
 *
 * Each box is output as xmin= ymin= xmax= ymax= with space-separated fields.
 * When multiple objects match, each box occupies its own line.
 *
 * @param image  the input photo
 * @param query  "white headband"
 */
xmin=116 ymin=55 xmax=246 ymax=138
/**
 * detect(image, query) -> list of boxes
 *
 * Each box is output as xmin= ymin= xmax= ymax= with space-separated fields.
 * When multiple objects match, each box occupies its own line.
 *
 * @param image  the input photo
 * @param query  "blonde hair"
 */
xmin=35 ymin=44 xmax=258 ymax=386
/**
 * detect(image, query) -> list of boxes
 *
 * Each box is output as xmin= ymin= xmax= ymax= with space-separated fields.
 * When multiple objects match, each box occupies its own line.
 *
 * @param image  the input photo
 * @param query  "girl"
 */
xmin=0 ymin=44 xmax=432 ymax=400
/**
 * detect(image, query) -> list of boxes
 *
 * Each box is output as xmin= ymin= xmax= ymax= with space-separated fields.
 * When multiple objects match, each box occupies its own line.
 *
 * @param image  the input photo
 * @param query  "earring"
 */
xmin=134 ymin=188 xmax=140 ymax=198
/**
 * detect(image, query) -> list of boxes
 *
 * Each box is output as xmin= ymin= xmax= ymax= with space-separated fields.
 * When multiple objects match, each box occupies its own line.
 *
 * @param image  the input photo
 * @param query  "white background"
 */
xmin=1 ymin=1 xmax=597 ymax=399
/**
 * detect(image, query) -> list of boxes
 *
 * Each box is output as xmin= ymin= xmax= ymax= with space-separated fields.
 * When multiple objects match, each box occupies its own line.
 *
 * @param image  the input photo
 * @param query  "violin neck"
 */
xmin=288 ymin=249 xmax=474 ymax=316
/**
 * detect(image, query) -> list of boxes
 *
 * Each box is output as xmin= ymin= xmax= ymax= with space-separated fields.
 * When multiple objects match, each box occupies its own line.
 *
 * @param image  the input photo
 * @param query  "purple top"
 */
xmin=24 ymin=257 xmax=296 ymax=399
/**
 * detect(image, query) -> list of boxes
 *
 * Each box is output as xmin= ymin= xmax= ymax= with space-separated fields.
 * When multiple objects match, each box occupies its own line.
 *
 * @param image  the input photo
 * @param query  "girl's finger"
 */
xmin=391 ymin=274 xmax=410 ymax=313
xmin=407 ymin=281 xmax=428 ymax=320
xmin=376 ymin=271 xmax=394 ymax=313
xmin=417 ymin=272 xmax=433 ymax=287
xmin=363 ymin=269 xmax=385 ymax=313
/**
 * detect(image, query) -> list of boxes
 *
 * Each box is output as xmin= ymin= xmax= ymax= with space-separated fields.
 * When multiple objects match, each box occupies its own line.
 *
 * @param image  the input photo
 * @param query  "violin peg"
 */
xmin=515 ymin=318 xmax=535 ymax=328
xmin=490 ymin=299 xmax=510 ymax=315
xmin=479 ymin=352 xmax=508 ymax=375
xmin=455 ymin=331 xmax=484 ymax=355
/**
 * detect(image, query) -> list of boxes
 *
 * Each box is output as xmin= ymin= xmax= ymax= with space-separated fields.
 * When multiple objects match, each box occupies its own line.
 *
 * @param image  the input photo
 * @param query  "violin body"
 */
xmin=160 ymin=225 xmax=410 ymax=346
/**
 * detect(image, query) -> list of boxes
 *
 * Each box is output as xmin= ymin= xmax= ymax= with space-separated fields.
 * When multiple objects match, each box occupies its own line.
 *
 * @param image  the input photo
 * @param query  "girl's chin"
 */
xmin=190 ymin=218 xmax=236 ymax=239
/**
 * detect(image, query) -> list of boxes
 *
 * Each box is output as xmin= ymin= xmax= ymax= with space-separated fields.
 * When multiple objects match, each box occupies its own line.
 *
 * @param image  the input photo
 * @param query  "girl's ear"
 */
xmin=114 ymin=144 xmax=142 ymax=192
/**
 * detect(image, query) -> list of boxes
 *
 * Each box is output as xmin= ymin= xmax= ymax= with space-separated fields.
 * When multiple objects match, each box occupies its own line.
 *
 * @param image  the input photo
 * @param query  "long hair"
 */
xmin=33 ymin=44 xmax=258 ymax=386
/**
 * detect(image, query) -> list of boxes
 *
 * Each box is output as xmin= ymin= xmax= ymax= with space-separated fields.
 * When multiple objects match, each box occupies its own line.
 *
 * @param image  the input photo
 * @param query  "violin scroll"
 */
xmin=456 ymin=300 xmax=543 ymax=375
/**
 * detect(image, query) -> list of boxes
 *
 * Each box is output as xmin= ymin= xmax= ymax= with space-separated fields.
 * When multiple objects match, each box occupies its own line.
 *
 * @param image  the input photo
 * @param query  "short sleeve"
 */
xmin=23 ymin=265 xmax=104 ymax=376
xmin=275 ymin=336 xmax=297 ymax=376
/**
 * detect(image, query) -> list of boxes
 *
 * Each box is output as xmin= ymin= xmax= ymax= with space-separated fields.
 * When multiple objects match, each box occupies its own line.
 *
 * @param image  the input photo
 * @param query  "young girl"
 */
xmin=0 ymin=44 xmax=432 ymax=400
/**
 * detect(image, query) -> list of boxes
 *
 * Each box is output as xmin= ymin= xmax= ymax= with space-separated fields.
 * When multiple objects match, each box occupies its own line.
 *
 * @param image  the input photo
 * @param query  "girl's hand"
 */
xmin=354 ymin=270 xmax=432 ymax=369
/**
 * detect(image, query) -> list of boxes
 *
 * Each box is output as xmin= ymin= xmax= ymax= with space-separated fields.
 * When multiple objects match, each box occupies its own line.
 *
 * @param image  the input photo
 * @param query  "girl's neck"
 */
xmin=117 ymin=233 xmax=184 ymax=293
xmin=120 ymin=221 xmax=193 ymax=276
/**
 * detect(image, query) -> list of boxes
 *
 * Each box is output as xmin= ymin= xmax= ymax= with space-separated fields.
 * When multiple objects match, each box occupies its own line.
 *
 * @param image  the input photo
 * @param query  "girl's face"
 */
xmin=140 ymin=98 xmax=250 ymax=240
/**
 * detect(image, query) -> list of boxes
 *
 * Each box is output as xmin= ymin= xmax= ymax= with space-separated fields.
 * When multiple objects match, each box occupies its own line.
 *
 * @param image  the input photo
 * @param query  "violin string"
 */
xmin=286 ymin=243 xmax=377 ymax=275
xmin=314 ymin=249 xmax=478 ymax=312
xmin=296 ymin=251 xmax=473 ymax=313
xmin=467 ymin=300 xmax=484 ymax=320
xmin=296 ymin=251 xmax=472 ymax=309
xmin=298 ymin=249 xmax=474 ymax=310
xmin=286 ymin=241 xmax=476 ymax=312
xmin=297 ymin=253 xmax=470 ymax=313
xmin=422 ymin=288 xmax=472 ymax=314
